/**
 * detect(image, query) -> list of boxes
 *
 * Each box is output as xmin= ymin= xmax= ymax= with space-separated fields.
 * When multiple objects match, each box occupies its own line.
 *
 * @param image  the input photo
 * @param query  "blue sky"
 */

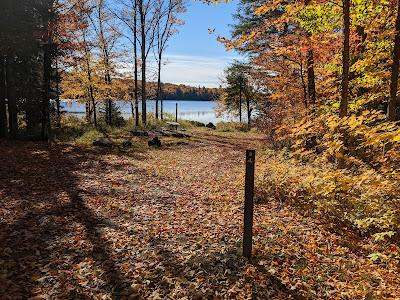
xmin=156 ymin=0 xmax=241 ymax=87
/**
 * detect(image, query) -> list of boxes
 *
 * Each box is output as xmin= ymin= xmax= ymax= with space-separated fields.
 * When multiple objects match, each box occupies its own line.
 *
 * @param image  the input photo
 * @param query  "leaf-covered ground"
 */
xmin=1 ymin=130 xmax=399 ymax=299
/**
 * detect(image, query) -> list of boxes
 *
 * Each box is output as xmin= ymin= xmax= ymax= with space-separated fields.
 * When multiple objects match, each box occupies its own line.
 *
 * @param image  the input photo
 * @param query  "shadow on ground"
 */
xmin=0 ymin=141 xmax=137 ymax=299
xmin=0 ymin=139 xmax=297 ymax=299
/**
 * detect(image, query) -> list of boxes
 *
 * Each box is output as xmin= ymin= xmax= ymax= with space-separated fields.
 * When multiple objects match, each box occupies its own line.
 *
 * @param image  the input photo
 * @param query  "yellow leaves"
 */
xmin=255 ymin=3 xmax=269 ymax=16
xmin=347 ymin=114 xmax=363 ymax=129
xmin=223 ymin=31 xmax=260 ymax=49
xmin=367 ymin=252 xmax=387 ymax=262
xmin=255 ymin=0 xmax=291 ymax=16
xmin=372 ymin=231 xmax=396 ymax=242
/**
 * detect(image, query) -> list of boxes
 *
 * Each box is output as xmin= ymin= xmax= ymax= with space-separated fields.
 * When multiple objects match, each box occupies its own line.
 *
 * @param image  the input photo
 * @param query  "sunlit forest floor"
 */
xmin=1 ymin=129 xmax=399 ymax=299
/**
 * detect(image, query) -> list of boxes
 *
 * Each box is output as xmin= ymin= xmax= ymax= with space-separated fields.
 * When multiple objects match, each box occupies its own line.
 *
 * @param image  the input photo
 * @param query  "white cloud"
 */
xmin=119 ymin=53 xmax=244 ymax=88
xmin=149 ymin=54 xmax=242 ymax=88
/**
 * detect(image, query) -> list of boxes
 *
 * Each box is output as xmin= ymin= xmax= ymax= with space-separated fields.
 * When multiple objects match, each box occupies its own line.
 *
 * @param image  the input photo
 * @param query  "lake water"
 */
xmin=61 ymin=100 xmax=239 ymax=124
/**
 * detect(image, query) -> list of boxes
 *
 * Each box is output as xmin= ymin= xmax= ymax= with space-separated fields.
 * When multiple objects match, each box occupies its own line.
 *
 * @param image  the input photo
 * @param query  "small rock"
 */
xmin=189 ymin=121 xmax=206 ymax=127
xmin=122 ymin=141 xmax=132 ymax=148
xmin=156 ymin=130 xmax=171 ymax=137
xmin=171 ymin=132 xmax=185 ymax=138
xmin=148 ymin=136 xmax=161 ymax=147
xmin=93 ymin=138 xmax=113 ymax=147
xmin=206 ymin=122 xmax=216 ymax=130
xmin=130 ymin=130 xmax=149 ymax=137
xmin=255 ymin=195 xmax=265 ymax=204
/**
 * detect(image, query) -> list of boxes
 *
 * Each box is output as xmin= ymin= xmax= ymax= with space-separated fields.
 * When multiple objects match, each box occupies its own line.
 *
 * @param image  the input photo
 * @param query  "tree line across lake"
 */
xmin=62 ymin=80 xmax=219 ymax=102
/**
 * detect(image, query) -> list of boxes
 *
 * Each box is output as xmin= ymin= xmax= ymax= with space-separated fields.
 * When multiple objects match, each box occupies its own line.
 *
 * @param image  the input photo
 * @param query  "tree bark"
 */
xmin=304 ymin=0 xmax=316 ymax=107
xmin=108 ymin=98 xmax=112 ymax=125
xmin=161 ymin=94 xmax=164 ymax=120
xmin=134 ymin=0 xmax=139 ymax=127
xmin=0 ymin=54 xmax=7 ymax=138
xmin=306 ymin=49 xmax=316 ymax=106
xmin=130 ymin=101 xmax=135 ymax=118
xmin=86 ymin=98 xmax=91 ymax=122
xmin=156 ymin=54 xmax=162 ymax=119
xmin=155 ymin=0 xmax=175 ymax=120
xmin=139 ymin=0 xmax=147 ymax=125
xmin=92 ymin=100 xmax=97 ymax=128
xmin=97 ymin=0 xmax=113 ymax=126
xmin=300 ymin=60 xmax=308 ymax=108
xmin=246 ymin=97 xmax=251 ymax=126
xmin=55 ymin=58 xmax=61 ymax=127
xmin=239 ymin=82 xmax=242 ymax=123
xmin=86 ymin=65 xmax=97 ymax=127
xmin=388 ymin=0 xmax=400 ymax=121
xmin=82 ymin=28 xmax=97 ymax=128
xmin=6 ymin=55 xmax=18 ymax=139
xmin=42 ymin=41 xmax=52 ymax=141
xmin=340 ymin=0 xmax=351 ymax=118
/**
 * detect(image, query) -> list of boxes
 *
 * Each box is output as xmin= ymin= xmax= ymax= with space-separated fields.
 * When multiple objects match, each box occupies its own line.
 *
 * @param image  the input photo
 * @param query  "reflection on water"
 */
xmin=61 ymin=100 xmax=243 ymax=124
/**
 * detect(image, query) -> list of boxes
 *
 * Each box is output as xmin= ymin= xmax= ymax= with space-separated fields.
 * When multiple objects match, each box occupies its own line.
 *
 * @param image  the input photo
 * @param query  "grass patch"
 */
xmin=53 ymin=115 xmax=92 ymax=142
xmin=216 ymin=122 xmax=250 ymax=132
xmin=75 ymin=129 xmax=104 ymax=146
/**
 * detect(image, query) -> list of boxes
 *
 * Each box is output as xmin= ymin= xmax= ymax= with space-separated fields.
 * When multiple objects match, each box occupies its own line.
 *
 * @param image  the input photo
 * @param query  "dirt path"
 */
xmin=0 ymin=131 xmax=296 ymax=299
xmin=2 ymin=130 xmax=399 ymax=299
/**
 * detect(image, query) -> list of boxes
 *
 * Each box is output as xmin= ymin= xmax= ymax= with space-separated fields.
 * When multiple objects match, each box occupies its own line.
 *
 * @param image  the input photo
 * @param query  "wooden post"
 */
xmin=175 ymin=103 xmax=178 ymax=122
xmin=243 ymin=149 xmax=255 ymax=259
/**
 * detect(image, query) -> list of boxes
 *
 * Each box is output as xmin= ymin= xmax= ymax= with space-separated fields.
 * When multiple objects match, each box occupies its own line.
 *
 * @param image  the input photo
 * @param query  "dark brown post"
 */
xmin=175 ymin=103 xmax=178 ymax=122
xmin=243 ymin=149 xmax=255 ymax=259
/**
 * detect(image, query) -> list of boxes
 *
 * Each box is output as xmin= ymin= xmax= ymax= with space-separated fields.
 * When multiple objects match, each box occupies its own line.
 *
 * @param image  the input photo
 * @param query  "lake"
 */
xmin=61 ymin=100 xmax=240 ymax=124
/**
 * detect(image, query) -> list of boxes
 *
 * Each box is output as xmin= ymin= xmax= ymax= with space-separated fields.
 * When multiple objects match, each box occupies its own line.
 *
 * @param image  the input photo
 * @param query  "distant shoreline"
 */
xmin=148 ymin=99 xmax=215 ymax=102
xmin=61 ymin=99 xmax=215 ymax=102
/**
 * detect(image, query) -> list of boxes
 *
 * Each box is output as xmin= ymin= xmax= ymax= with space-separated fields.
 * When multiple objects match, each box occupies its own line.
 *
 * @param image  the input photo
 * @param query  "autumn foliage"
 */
xmin=217 ymin=0 xmax=400 ymax=295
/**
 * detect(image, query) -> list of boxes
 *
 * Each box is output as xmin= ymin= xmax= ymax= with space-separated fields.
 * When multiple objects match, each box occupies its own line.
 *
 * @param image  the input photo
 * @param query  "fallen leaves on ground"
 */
xmin=0 ymin=131 xmax=398 ymax=299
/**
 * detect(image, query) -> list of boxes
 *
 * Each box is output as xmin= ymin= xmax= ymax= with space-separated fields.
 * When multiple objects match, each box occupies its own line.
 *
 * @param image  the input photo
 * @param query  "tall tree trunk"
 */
xmin=104 ymin=61 xmax=112 ymax=125
xmin=92 ymin=98 xmax=97 ymax=128
xmin=130 ymin=101 xmax=135 ymax=118
xmin=6 ymin=55 xmax=18 ymax=139
xmin=156 ymin=54 xmax=162 ymax=120
xmin=304 ymin=0 xmax=316 ymax=107
xmin=0 ymin=54 xmax=7 ymax=138
xmin=246 ymin=97 xmax=251 ymax=126
xmin=55 ymin=58 xmax=61 ymax=127
xmin=300 ymin=60 xmax=308 ymax=108
xmin=161 ymin=93 xmax=164 ymax=120
xmin=306 ymin=49 xmax=316 ymax=106
xmin=340 ymin=0 xmax=351 ymax=118
xmin=108 ymin=98 xmax=112 ymax=125
xmin=388 ymin=0 xmax=400 ymax=121
xmin=83 ymin=29 xmax=97 ymax=128
xmin=139 ymin=0 xmax=147 ymax=125
xmin=107 ymin=68 xmax=112 ymax=125
xmin=42 ymin=42 xmax=52 ymax=141
xmin=239 ymin=82 xmax=242 ymax=123
xmin=87 ymin=70 xmax=96 ymax=127
xmin=97 ymin=0 xmax=112 ymax=126
xmin=86 ymin=101 xmax=89 ymax=120
xmin=134 ymin=0 xmax=139 ymax=127
xmin=135 ymin=96 xmax=139 ymax=126
xmin=86 ymin=98 xmax=91 ymax=122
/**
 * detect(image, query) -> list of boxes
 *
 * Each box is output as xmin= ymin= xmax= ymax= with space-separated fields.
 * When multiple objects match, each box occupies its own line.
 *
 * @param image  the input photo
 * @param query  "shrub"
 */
xmin=257 ymin=110 xmax=400 ymax=243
